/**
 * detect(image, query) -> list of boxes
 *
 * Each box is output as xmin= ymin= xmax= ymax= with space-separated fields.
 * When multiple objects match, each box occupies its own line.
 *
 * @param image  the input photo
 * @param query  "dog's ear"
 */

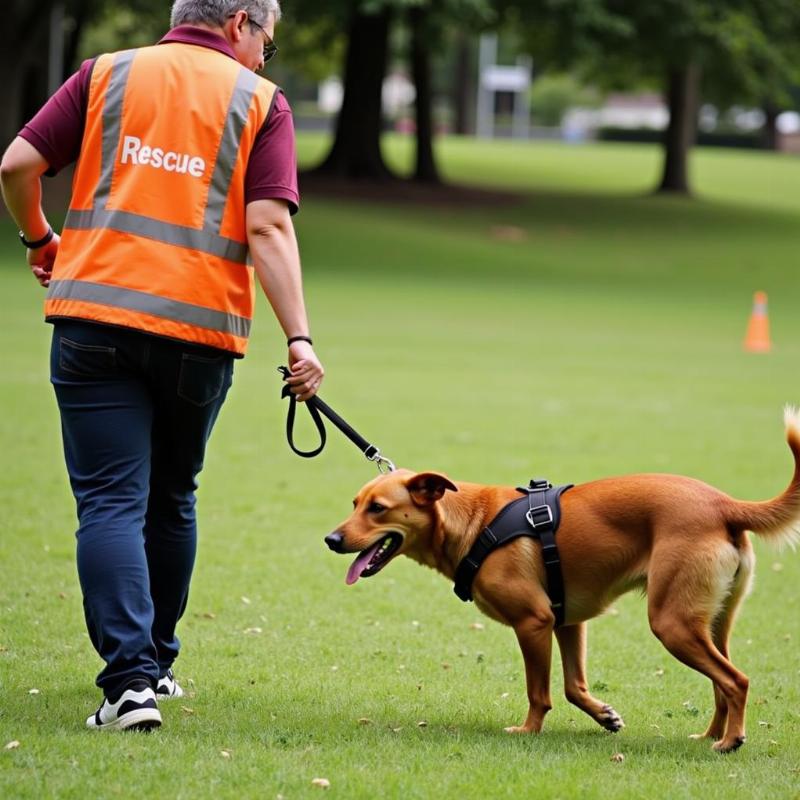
xmin=406 ymin=472 xmax=458 ymax=506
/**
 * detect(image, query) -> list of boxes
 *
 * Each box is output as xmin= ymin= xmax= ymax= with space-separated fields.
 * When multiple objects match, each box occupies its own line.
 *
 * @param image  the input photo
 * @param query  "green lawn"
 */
xmin=1 ymin=137 xmax=799 ymax=798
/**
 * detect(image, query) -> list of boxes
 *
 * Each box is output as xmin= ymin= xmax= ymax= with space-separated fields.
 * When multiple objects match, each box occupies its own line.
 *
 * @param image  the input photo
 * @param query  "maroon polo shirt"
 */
xmin=20 ymin=25 xmax=300 ymax=213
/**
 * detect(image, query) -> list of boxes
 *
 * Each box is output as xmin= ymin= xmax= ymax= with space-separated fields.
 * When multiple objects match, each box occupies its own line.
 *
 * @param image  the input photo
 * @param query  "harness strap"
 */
xmin=453 ymin=480 xmax=573 ymax=628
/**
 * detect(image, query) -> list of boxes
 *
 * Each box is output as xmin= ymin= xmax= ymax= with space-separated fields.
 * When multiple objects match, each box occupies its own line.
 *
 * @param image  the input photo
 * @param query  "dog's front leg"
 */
xmin=505 ymin=611 xmax=554 ymax=734
xmin=555 ymin=623 xmax=624 ymax=732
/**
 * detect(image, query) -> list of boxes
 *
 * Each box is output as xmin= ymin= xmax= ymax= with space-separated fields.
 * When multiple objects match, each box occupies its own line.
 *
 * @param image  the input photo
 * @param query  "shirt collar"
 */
xmin=158 ymin=25 xmax=237 ymax=61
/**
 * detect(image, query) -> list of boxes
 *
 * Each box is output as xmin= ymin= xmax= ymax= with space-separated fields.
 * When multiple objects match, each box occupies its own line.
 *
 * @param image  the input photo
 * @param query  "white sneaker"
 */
xmin=156 ymin=669 xmax=184 ymax=700
xmin=86 ymin=682 xmax=162 ymax=731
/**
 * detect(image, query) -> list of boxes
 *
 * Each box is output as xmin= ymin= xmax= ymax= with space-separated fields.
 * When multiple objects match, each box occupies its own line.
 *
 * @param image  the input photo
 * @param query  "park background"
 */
xmin=2 ymin=2 xmax=800 ymax=798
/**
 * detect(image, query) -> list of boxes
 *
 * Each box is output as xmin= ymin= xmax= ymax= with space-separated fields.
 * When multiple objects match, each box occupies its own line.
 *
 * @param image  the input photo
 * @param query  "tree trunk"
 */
xmin=657 ymin=64 xmax=700 ymax=194
xmin=0 ymin=4 xmax=49 ymax=147
xmin=313 ymin=5 xmax=394 ymax=181
xmin=409 ymin=6 xmax=440 ymax=184
xmin=761 ymin=103 xmax=779 ymax=151
xmin=0 ymin=55 xmax=30 ymax=148
xmin=451 ymin=31 xmax=473 ymax=136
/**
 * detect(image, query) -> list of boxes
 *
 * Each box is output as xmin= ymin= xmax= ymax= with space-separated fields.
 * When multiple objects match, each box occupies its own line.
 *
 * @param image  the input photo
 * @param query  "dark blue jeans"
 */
xmin=50 ymin=320 xmax=233 ymax=696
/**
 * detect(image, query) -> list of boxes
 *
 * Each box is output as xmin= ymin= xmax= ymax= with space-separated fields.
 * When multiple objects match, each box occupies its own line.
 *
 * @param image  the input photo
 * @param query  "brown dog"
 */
xmin=325 ymin=409 xmax=800 ymax=753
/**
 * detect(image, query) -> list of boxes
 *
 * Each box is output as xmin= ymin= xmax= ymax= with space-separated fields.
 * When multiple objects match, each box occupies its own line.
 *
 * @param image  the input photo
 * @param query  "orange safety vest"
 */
xmin=45 ymin=43 xmax=278 ymax=355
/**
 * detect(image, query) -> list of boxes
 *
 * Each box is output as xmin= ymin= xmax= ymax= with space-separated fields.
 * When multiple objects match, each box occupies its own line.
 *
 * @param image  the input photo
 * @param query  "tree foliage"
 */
xmin=499 ymin=0 xmax=800 ymax=192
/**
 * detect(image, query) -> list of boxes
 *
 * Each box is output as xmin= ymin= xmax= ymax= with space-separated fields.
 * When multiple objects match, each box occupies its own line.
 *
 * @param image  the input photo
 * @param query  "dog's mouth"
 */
xmin=345 ymin=532 xmax=403 ymax=585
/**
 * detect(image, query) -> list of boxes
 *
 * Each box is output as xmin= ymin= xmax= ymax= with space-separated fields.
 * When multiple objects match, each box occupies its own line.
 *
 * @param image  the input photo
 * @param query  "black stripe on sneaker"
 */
xmin=118 ymin=698 xmax=158 ymax=716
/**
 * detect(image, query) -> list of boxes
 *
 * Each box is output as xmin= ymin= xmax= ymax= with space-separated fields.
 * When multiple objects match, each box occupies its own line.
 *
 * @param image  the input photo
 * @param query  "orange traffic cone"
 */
xmin=743 ymin=291 xmax=771 ymax=353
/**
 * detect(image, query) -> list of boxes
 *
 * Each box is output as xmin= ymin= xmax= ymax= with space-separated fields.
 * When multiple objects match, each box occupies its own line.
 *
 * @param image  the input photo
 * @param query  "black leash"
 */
xmin=278 ymin=366 xmax=396 ymax=472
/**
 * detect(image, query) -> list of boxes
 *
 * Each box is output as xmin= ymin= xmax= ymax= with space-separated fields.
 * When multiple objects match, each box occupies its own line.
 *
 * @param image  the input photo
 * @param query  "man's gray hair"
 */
xmin=170 ymin=0 xmax=282 ymax=29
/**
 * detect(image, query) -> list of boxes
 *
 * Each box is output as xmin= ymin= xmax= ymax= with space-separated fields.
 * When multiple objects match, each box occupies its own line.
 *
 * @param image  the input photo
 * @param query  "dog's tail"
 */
xmin=726 ymin=406 xmax=800 ymax=550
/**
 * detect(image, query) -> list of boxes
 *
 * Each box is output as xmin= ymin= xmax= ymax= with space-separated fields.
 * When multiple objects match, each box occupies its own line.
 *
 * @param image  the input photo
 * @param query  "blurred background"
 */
xmin=4 ymin=0 xmax=800 ymax=194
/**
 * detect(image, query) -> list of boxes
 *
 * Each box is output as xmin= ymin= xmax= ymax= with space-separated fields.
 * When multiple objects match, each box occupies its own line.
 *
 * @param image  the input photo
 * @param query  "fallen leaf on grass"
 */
xmin=357 ymin=718 xmax=373 ymax=725
xmin=610 ymin=753 xmax=624 ymax=763
xmin=243 ymin=627 xmax=262 ymax=635
xmin=311 ymin=778 xmax=330 ymax=789
xmin=220 ymin=749 xmax=232 ymax=759
xmin=489 ymin=225 xmax=528 ymax=242
xmin=5 ymin=741 xmax=20 ymax=750
xmin=469 ymin=622 xmax=484 ymax=631
xmin=241 ymin=596 xmax=251 ymax=604
xmin=181 ymin=707 xmax=195 ymax=715
xmin=202 ymin=612 xmax=216 ymax=620
xmin=28 ymin=689 xmax=40 ymax=695
xmin=771 ymin=562 xmax=783 ymax=572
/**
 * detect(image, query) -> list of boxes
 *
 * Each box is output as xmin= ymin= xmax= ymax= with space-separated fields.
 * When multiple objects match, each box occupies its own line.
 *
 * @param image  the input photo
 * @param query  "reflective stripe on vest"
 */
xmin=47 ymin=45 xmax=278 ymax=355
xmin=47 ymin=279 xmax=251 ymax=339
xmin=63 ymin=51 xmax=260 ymax=263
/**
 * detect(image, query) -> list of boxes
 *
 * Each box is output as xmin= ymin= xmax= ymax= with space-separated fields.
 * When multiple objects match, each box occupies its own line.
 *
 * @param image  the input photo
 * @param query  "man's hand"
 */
xmin=285 ymin=339 xmax=324 ymax=402
xmin=27 ymin=233 xmax=60 ymax=287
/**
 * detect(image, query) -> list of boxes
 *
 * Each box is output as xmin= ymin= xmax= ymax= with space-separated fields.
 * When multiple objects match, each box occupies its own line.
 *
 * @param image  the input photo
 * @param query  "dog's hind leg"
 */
xmin=555 ymin=623 xmax=624 ymax=732
xmin=504 ymin=607 xmax=555 ymax=734
xmin=692 ymin=541 xmax=754 ymax=742
xmin=648 ymin=541 xmax=750 ymax=753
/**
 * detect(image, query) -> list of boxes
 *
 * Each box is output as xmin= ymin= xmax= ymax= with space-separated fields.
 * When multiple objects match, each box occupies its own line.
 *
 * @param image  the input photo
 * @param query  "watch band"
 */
xmin=19 ymin=226 xmax=54 ymax=249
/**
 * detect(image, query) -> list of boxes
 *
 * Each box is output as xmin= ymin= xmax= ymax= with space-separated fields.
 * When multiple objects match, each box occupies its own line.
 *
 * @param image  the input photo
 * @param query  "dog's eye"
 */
xmin=367 ymin=502 xmax=386 ymax=514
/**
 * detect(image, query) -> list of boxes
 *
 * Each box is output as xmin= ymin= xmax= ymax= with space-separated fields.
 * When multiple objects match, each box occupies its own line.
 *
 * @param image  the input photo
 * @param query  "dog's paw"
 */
xmin=689 ymin=730 xmax=722 ymax=742
xmin=503 ymin=724 xmax=534 ymax=735
xmin=597 ymin=705 xmax=625 ymax=733
xmin=712 ymin=735 xmax=746 ymax=754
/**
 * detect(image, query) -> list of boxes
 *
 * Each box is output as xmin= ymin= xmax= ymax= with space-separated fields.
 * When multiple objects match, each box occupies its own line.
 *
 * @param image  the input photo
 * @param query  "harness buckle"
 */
xmin=526 ymin=504 xmax=554 ymax=530
xmin=517 ymin=478 xmax=552 ymax=494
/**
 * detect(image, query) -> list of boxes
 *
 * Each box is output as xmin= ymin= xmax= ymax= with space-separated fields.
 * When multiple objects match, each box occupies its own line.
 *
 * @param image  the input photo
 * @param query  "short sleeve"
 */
xmin=19 ymin=58 xmax=96 ymax=176
xmin=244 ymin=91 xmax=300 ymax=214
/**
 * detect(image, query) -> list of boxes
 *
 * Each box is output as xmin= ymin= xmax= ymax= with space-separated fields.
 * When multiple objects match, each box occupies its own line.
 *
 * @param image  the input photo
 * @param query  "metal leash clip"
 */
xmin=366 ymin=449 xmax=396 ymax=473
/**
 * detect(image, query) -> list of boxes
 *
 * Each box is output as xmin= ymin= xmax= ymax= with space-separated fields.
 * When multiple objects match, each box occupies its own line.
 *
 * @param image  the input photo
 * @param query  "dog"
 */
xmin=325 ymin=408 xmax=800 ymax=753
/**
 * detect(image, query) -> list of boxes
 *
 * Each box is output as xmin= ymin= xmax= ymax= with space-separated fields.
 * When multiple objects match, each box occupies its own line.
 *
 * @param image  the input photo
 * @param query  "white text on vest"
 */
xmin=120 ymin=136 xmax=206 ymax=178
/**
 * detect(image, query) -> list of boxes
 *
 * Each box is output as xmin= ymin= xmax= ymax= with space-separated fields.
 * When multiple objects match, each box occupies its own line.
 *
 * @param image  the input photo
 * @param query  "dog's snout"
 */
xmin=325 ymin=530 xmax=345 ymax=552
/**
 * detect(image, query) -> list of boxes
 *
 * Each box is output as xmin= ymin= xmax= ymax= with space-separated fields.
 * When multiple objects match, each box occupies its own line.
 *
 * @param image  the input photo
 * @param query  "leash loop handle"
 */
xmin=278 ymin=366 xmax=395 ymax=471
xmin=280 ymin=376 xmax=326 ymax=458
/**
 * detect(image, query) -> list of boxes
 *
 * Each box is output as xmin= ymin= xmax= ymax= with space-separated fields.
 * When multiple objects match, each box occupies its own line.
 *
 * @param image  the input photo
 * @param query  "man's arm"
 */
xmin=0 ymin=137 xmax=60 ymax=287
xmin=246 ymin=198 xmax=323 ymax=401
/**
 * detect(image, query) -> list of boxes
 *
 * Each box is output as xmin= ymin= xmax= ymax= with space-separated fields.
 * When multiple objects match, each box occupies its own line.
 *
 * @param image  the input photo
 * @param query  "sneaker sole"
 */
xmin=89 ymin=708 xmax=163 ymax=732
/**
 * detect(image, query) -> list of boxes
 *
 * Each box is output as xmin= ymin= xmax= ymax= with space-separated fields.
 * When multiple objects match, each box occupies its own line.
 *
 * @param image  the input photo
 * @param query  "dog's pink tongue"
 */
xmin=345 ymin=542 xmax=382 ymax=585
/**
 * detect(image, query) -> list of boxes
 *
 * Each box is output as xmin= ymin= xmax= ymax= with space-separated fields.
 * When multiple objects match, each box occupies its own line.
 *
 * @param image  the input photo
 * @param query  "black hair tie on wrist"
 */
xmin=287 ymin=336 xmax=313 ymax=346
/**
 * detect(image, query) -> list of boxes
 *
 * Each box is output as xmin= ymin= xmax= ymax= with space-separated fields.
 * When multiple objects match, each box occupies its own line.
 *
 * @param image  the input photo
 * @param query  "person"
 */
xmin=0 ymin=0 xmax=323 ymax=731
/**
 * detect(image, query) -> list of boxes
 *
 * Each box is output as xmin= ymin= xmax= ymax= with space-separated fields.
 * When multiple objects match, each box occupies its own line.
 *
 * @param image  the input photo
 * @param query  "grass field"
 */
xmin=1 ymin=136 xmax=800 ymax=799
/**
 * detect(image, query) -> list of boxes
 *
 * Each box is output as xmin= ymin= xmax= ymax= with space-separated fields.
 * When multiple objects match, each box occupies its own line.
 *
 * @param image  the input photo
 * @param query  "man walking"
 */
xmin=0 ymin=0 xmax=323 ymax=731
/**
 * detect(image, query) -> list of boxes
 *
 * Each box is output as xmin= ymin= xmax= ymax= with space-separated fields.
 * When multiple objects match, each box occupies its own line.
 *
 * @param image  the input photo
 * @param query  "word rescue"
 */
xmin=120 ymin=136 xmax=206 ymax=178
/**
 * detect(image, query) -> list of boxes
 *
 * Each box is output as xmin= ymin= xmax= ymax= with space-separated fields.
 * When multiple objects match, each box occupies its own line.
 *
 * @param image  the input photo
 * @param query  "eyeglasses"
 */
xmin=227 ymin=13 xmax=278 ymax=63
xmin=248 ymin=17 xmax=278 ymax=62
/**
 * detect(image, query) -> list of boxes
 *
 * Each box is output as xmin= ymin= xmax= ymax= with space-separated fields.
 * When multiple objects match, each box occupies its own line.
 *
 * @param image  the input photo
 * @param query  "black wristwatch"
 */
xmin=19 ymin=226 xmax=54 ymax=249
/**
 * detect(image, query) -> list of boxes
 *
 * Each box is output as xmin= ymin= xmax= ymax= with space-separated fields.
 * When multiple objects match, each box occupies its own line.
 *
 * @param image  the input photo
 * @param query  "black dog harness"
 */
xmin=453 ymin=479 xmax=573 ymax=627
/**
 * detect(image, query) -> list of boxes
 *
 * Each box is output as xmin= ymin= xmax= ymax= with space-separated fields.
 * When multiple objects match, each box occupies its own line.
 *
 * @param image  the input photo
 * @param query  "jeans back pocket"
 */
xmin=177 ymin=352 xmax=232 ymax=407
xmin=58 ymin=337 xmax=117 ymax=377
